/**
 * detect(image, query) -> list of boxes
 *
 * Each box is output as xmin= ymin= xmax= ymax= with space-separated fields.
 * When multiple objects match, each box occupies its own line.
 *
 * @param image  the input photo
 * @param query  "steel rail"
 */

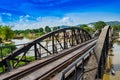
xmin=61 ymin=46 xmax=95 ymax=80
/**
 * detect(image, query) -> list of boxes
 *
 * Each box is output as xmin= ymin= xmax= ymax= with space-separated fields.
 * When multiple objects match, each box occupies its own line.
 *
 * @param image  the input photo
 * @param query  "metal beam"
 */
xmin=37 ymin=43 xmax=52 ymax=54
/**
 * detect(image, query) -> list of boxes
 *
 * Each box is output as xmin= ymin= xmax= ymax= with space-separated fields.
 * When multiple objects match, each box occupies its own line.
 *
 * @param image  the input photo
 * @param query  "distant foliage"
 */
xmin=14 ymin=27 xmax=44 ymax=34
xmin=80 ymin=24 xmax=94 ymax=34
xmin=112 ymin=25 xmax=120 ymax=36
xmin=112 ymin=25 xmax=120 ymax=31
xmin=39 ymin=28 xmax=44 ymax=32
xmin=94 ymin=21 xmax=106 ymax=30
xmin=53 ymin=26 xmax=60 ymax=31
xmin=0 ymin=38 xmax=2 ymax=43
xmin=14 ymin=26 xmax=61 ymax=39
xmin=45 ymin=26 xmax=51 ymax=33
xmin=0 ymin=43 xmax=16 ymax=58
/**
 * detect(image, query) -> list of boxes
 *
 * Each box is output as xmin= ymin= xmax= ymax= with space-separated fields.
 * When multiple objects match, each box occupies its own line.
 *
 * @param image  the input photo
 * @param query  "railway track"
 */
xmin=0 ymin=38 xmax=97 ymax=80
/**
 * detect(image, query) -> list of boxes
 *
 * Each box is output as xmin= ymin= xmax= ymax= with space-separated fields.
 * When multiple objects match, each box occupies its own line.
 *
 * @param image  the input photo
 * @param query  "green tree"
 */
xmin=0 ymin=26 xmax=3 ymax=36
xmin=39 ymin=28 xmax=44 ymax=32
xmin=94 ymin=21 xmax=106 ymax=30
xmin=25 ymin=29 xmax=31 ymax=34
xmin=80 ymin=24 xmax=94 ymax=33
xmin=57 ymin=26 xmax=60 ymax=29
xmin=112 ymin=25 xmax=120 ymax=31
xmin=80 ymin=24 xmax=88 ymax=28
xmin=1 ymin=26 xmax=14 ymax=41
xmin=53 ymin=27 xmax=58 ymax=31
xmin=45 ymin=26 xmax=51 ymax=33
xmin=0 ymin=26 xmax=3 ymax=43
xmin=0 ymin=38 xmax=2 ymax=43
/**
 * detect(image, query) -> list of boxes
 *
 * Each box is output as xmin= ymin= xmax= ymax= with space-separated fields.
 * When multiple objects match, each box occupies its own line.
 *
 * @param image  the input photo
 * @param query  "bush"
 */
xmin=0 ymin=38 xmax=2 ymax=43
xmin=0 ymin=44 xmax=16 ymax=58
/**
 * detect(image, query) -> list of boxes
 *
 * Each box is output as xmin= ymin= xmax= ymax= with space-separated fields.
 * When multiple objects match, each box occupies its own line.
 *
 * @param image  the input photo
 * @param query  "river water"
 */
xmin=103 ymin=39 xmax=120 ymax=80
xmin=11 ymin=38 xmax=51 ymax=57
xmin=11 ymin=38 xmax=63 ymax=57
xmin=11 ymin=38 xmax=32 ymax=48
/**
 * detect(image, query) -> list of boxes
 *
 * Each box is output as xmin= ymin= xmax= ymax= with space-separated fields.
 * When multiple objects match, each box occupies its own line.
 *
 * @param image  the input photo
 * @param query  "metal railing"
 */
xmin=61 ymin=46 xmax=95 ymax=80
xmin=95 ymin=25 xmax=112 ymax=79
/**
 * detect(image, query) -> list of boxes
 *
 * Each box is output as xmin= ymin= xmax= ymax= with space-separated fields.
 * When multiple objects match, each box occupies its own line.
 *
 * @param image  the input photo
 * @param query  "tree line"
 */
xmin=79 ymin=21 xmax=106 ymax=34
xmin=0 ymin=21 xmax=119 ymax=43
xmin=0 ymin=26 xmax=60 ymax=43
xmin=14 ymin=26 xmax=60 ymax=34
xmin=79 ymin=21 xmax=120 ymax=34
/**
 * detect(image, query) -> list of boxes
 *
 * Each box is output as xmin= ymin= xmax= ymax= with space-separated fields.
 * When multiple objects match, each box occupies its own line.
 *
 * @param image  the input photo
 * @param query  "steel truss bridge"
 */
xmin=0 ymin=26 xmax=113 ymax=80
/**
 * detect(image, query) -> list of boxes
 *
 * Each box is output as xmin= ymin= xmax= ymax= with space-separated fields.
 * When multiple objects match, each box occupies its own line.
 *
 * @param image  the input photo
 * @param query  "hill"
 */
xmin=88 ymin=21 xmax=120 ymax=26
xmin=76 ymin=21 xmax=120 ymax=28
xmin=105 ymin=21 xmax=120 ymax=26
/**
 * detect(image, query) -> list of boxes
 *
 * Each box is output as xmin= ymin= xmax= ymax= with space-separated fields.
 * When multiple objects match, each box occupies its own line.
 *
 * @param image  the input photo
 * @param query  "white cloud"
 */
xmin=0 ymin=16 xmax=7 ymax=25
xmin=19 ymin=14 xmax=31 ymax=22
xmin=1 ymin=12 xmax=120 ymax=30
xmin=0 ymin=17 xmax=2 ymax=22
xmin=60 ymin=17 xmax=70 ymax=22
xmin=25 ymin=14 xmax=30 ymax=18
xmin=10 ymin=16 xmax=76 ymax=30
xmin=1 ymin=13 xmax=12 ymax=16
xmin=36 ymin=17 xmax=42 ymax=21
xmin=59 ymin=17 xmax=74 ymax=25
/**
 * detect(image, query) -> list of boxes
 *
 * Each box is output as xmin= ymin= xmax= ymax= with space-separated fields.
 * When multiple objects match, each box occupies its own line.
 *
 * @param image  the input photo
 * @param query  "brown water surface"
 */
xmin=103 ymin=40 xmax=120 ymax=80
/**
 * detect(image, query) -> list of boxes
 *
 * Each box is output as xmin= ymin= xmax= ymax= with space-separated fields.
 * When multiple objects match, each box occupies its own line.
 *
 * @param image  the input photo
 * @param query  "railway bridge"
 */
xmin=0 ymin=25 xmax=112 ymax=80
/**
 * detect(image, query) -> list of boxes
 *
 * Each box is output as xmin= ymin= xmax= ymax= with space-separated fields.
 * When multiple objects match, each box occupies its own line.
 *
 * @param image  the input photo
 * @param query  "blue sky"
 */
xmin=0 ymin=0 xmax=120 ymax=30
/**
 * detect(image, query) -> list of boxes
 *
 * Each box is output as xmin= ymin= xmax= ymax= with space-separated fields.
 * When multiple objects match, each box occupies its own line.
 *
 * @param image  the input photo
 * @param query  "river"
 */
xmin=11 ymin=38 xmax=62 ymax=57
xmin=11 ymin=38 xmax=32 ymax=48
xmin=12 ymin=38 xmax=52 ymax=57
xmin=103 ymin=38 xmax=120 ymax=80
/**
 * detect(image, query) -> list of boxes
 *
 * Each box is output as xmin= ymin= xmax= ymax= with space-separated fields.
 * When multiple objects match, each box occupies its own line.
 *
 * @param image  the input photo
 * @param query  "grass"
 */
xmin=0 ymin=56 xmax=35 ymax=74
xmin=15 ymin=56 xmax=35 ymax=67
xmin=0 ymin=43 xmax=16 ymax=58
xmin=0 ymin=67 xmax=4 ymax=73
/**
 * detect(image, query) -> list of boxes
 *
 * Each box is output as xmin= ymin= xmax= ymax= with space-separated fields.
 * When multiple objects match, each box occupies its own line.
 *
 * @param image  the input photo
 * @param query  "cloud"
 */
xmin=0 ymin=17 xmax=7 ymax=25
xmin=11 ymin=16 xmax=76 ymax=30
xmin=59 ymin=17 xmax=74 ymax=25
xmin=0 ymin=17 xmax=2 ymax=22
xmin=0 ymin=12 xmax=120 ymax=30
xmin=19 ymin=15 xmax=28 ymax=22
xmin=36 ymin=16 xmax=42 ymax=21
xmin=1 ymin=12 xmax=12 ymax=16
xmin=19 ymin=14 xmax=36 ymax=23
xmin=0 ymin=12 xmax=16 ymax=22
